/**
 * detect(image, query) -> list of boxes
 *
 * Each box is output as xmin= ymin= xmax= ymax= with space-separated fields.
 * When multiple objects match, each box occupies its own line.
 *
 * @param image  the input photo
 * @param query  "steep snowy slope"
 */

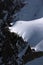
xmin=9 ymin=18 xmax=43 ymax=46
xmin=15 ymin=0 xmax=43 ymax=21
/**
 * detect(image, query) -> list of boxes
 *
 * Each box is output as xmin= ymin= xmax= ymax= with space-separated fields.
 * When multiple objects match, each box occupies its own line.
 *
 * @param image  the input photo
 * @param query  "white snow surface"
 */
xmin=9 ymin=18 xmax=43 ymax=47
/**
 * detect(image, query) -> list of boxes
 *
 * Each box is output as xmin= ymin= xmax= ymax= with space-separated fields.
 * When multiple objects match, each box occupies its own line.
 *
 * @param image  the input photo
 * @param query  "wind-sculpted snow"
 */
xmin=9 ymin=18 xmax=43 ymax=46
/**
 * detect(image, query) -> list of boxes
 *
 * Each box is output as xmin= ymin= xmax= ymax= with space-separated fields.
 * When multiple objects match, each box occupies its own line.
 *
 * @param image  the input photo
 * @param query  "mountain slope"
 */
xmin=9 ymin=18 xmax=43 ymax=46
xmin=9 ymin=18 xmax=43 ymax=65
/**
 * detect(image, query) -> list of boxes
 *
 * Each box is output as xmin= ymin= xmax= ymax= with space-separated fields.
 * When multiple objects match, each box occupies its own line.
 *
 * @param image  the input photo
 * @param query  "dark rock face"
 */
xmin=0 ymin=24 xmax=27 ymax=65
xmin=22 ymin=45 xmax=43 ymax=64
xmin=0 ymin=0 xmax=26 ymax=65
